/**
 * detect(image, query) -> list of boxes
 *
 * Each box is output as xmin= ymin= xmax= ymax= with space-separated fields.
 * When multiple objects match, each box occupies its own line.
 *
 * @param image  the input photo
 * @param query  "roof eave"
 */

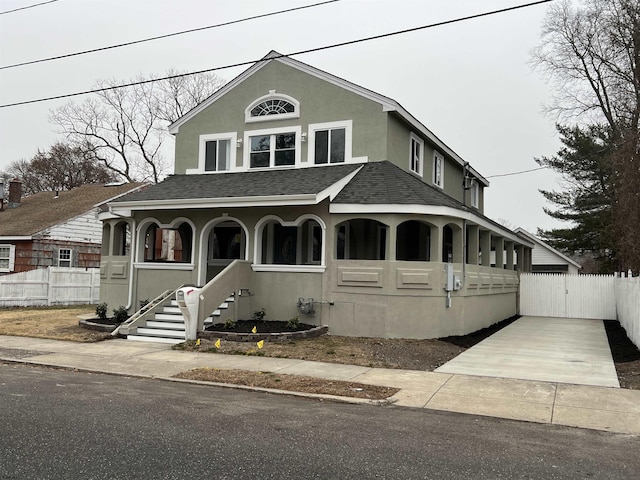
xmin=331 ymin=203 xmax=533 ymax=246
xmin=110 ymin=193 xmax=320 ymax=214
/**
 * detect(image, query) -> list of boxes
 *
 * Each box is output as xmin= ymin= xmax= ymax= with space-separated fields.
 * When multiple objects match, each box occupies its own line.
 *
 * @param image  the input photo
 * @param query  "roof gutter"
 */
xmin=0 ymin=236 xmax=33 ymax=241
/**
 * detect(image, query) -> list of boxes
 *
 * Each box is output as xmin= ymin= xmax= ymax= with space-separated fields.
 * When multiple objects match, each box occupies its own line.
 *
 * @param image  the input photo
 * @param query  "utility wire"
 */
xmin=0 ymin=0 xmax=555 ymax=108
xmin=0 ymin=0 xmax=60 ymax=15
xmin=486 ymin=166 xmax=549 ymax=178
xmin=0 ymin=0 xmax=341 ymax=70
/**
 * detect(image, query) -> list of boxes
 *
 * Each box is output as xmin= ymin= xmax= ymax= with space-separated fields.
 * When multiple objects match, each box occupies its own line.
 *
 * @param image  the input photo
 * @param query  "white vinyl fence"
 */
xmin=0 ymin=267 xmax=100 ymax=307
xmin=520 ymin=272 xmax=640 ymax=349
xmin=519 ymin=273 xmax=617 ymax=320
xmin=615 ymin=274 xmax=640 ymax=349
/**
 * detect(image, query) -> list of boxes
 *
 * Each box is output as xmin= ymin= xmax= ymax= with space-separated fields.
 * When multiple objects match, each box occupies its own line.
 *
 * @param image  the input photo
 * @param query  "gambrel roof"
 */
xmin=168 ymin=51 xmax=489 ymax=187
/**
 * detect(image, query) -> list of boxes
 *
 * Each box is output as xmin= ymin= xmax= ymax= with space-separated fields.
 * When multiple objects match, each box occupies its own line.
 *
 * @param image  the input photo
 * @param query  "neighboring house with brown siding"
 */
xmin=0 ymin=180 xmax=145 ymax=275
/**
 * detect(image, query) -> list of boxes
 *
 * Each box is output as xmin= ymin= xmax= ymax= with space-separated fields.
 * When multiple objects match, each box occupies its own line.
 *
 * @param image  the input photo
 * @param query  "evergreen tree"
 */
xmin=536 ymin=125 xmax=616 ymax=272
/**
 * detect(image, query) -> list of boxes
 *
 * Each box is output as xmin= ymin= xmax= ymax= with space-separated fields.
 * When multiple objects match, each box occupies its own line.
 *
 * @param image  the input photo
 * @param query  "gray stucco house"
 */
xmin=99 ymin=51 xmax=534 ymax=343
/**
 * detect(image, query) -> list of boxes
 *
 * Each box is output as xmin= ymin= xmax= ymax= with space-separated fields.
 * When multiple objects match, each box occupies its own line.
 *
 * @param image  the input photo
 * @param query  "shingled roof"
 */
xmin=0 ymin=183 xmax=144 ymax=237
xmin=110 ymin=164 xmax=362 ymax=204
xmin=332 ymin=161 xmax=467 ymax=209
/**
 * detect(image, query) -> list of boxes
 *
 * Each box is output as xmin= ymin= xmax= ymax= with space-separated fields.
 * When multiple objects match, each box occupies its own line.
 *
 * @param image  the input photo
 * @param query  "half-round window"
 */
xmin=245 ymin=91 xmax=300 ymax=123
xmin=251 ymin=99 xmax=295 ymax=117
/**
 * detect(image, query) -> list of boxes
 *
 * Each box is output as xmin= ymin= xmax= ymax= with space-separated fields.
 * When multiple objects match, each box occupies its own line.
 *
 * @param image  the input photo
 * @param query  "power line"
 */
xmin=0 ymin=0 xmax=60 ymax=15
xmin=0 ymin=0 xmax=555 ymax=109
xmin=486 ymin=166 xmax=549 ymax=178
xmin=0 ymin=0 xmax=341 ymax=70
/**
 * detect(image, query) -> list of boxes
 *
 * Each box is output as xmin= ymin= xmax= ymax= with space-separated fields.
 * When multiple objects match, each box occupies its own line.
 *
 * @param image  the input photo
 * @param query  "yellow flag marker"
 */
xmin=256 ymin=340 xmax=264 ymax=349
xmin=195 ymin=338 xmax=201 ymax=346
xmin=251 ymin=326 xmax=257 ymax=334
xmin=214 ymin=338 xmax=221 ymax=348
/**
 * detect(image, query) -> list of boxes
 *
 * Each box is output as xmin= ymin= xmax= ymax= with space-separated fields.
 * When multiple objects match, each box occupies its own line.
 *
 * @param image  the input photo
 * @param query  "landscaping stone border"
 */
xmin=199 ymin=325 xmax=329 ymax=343
xmin=78 ymin=318 xmax=118 ymax=333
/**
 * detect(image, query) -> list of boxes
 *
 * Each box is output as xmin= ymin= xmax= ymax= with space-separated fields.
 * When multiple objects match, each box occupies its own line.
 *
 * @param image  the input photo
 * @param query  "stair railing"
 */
xmin=197 ymin=260 xmax=253 ymax=331
xmin=112 ymin=287 xmax=183 ymax=336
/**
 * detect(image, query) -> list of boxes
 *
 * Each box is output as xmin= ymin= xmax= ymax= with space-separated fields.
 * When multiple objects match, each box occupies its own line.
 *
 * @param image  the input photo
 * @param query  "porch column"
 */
xmin=452 ymin=225 xmax=463 ymax=263
xmin=515 ymin=245 xmax=525 ymax=272
xmin=494 ymin=236 xmax=504 ymax=268
xmin=466 ymin=224 xmax=479 ymax=265
xmin=479 ymin=230 xmax=491 ymax=267
xmin=505 ymin=241 xmax=514 ymax=270
xmin=431 ymin=225 xmax=443 ymax=262
xmin=525 ymin=247 xmax=533 ymax=272
xmin=388 ymin=221 xmax=398 ymax=261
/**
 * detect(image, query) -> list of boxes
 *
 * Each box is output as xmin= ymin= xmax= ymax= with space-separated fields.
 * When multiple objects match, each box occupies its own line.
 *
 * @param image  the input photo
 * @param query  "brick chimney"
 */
xmin=8 ymin=178 xmax=22 ymax=208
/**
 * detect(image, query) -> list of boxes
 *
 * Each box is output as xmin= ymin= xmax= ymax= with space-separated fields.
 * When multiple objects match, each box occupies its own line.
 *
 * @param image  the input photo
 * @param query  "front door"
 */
xmin=206 ymin=221 xmax=246 ymax=282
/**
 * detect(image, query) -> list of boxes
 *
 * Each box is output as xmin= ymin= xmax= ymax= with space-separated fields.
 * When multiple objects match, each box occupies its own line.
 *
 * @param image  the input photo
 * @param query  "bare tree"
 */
xmin=531 ymin=0 xmax=640 ymax=271
xmin=532 ymin=0 xmax=639 ymax=134
xmin=2 ymin=142 xmax=118 ymax=196
xmin=50 ymin=71 xmax=226 ymax=183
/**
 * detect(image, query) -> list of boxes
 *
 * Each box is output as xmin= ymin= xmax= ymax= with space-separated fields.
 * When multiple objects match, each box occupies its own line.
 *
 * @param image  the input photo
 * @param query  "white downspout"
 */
xmin=126 ymin=219 xmax=137 ymax=310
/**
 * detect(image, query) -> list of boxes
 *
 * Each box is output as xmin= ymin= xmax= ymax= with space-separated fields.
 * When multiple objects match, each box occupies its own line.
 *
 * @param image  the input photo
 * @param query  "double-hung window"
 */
xmin=410 ymin=134 xmax=423 ymax=176
xmin=0 ymin=244 xmax=15 ymax=273
xmin=250 ymin=132 xmax=296 ymax=168
xmin=191 ymin=132 xmax=237 ymax=174
xmin=58 ymin=248 xmax=72 ymax=267
xmin=245 ymin=126 xmax=301 ymax=169
xmin=433 ymin=151 xmax=444 ymax=188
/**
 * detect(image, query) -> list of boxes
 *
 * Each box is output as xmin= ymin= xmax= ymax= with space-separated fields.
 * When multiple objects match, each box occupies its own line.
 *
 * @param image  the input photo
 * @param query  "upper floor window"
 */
xmin=245 ymin=91 xmax=300 ymax=123
xmin=433 ymin=151 xmax=444 ymax=188
xmin=410 ymin=133 xmax=423 ymax=176
xmin=244 ymin=126 xmax=301 ymax=169
xmin=187 ymin=132 xmax=237 ymax=174
xmin=251 ymin=99 xmax=295 ymax=117
xmin=470 ymin=181 xmax=479 ymax=208
xmin=205 ymin=139 xmax=231 ymax=172
xmin=308 ymin=120 xmax=354 ymax=165
xmin=315 ymin=128 xmax=345 ymax=164
xmin=0 ymin=244 xmax=15 ymax=273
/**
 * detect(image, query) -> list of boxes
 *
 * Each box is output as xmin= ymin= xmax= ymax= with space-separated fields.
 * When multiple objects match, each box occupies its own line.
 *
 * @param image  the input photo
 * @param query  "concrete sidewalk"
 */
xmin=1 ymin=335 xmax=638 ymax=436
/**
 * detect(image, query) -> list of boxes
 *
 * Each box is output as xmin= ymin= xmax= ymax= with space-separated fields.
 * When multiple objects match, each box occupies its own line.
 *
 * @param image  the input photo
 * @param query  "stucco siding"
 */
xmin=174 ymin=60 xmax=388 ymax=173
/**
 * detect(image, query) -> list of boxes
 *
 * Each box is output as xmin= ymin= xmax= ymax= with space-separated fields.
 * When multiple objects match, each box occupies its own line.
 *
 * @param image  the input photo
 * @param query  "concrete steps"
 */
xmin=126 ymin=294 xmax=234 ymax=344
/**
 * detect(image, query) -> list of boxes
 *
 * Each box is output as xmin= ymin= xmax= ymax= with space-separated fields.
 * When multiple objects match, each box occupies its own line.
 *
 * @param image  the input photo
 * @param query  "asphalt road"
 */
xmin=1 ymin=363 xmax=638 ymax=480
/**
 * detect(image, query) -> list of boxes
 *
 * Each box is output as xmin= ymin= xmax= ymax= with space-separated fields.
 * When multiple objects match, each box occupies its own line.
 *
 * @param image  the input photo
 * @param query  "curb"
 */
xmin=0 ymin=356 xmax=394 ymax=407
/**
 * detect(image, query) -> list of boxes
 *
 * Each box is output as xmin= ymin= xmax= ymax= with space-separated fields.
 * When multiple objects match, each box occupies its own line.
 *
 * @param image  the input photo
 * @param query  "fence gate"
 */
xmin=519 ymin=273 xmax=616 ymax=320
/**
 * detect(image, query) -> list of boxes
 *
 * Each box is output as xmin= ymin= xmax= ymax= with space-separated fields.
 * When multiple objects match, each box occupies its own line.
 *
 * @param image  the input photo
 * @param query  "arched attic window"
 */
xmin=245 ymin=91 xmax=300 ymax=123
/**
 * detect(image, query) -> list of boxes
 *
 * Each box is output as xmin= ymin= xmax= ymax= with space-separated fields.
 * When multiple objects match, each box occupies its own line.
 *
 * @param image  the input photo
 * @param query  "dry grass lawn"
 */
xmin=174 ymin=368 xmax=399 ymax=400
xmin=0 ymin=305 xmax=111 ymax=342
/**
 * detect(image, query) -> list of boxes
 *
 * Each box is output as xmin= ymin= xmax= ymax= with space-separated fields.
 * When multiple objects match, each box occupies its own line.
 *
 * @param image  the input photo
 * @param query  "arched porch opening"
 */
xmin=396 ymin=220 xmax=432 ymax=261
xmin=442 ymin=223 xmax=463 ymax=263
xmin=255 ymin=215 xmax=325 ymax=267
xmin=336 ymin=219 xmax=388 ymax=260
xmin=140 ymin=220 xmax=193 ymax=263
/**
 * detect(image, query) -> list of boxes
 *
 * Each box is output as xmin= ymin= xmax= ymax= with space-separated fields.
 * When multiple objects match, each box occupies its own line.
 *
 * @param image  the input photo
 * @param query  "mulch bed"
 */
xmin=206 ymin=319 xmax=314 ymax=333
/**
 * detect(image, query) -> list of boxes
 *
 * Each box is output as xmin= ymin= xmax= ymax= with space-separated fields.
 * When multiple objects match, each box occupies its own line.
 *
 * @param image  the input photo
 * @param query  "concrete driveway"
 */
xmin=435 ymin=316 xmax=620 ymax=388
